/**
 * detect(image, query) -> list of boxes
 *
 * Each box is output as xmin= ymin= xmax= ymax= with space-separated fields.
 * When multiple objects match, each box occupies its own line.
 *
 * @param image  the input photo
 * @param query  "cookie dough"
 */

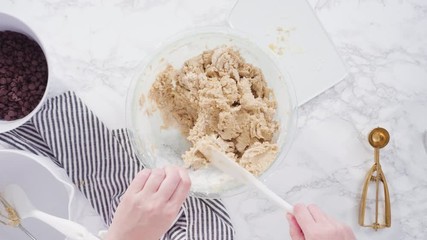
xmin=149 ymin=46 xmax=279 ymax=175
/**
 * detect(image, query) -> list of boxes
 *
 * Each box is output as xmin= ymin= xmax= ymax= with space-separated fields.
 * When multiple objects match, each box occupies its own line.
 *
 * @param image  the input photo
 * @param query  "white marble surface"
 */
xmin=1 ymin=0 xmax=427 ymax=239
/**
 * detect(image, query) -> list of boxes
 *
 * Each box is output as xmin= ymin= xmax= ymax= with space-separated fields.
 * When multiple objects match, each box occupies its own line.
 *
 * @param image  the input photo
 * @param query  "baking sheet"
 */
xmin=228 ymin=0 xmax=348 ymax=105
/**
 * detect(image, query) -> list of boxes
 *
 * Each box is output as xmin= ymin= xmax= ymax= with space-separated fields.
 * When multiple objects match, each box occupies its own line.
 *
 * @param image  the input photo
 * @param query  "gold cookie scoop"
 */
xmin=359 ymin=127 xmax=391 ymax=230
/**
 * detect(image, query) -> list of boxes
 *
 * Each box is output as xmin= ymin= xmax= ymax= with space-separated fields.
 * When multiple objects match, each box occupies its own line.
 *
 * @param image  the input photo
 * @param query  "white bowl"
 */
xmin=0 ymin=150 xmax=74 ymax=239
xmin=0 ymin=12 xmax=51 ymax=133
xmin=127 ymin=28 xmax=297 ymax=198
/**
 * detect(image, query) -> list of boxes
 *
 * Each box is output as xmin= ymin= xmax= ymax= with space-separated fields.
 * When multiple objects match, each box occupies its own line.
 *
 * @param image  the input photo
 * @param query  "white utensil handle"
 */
xmin=33 ymin=210 xmax=99 ymax=240
xmin=239 ymin=166 xmax=294 ymax=213
xmin=201 ymin=145 xmax=294 ymax=213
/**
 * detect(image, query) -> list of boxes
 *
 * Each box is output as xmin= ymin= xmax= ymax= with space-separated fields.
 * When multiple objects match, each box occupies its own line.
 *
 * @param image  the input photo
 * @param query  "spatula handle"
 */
xmin=204 ymin=145 xmax=294 ymax=213
xmin=236 ymin=165 xmax=294 ymax=213
xmin=252 ymin=178 xmax=294 ymax=213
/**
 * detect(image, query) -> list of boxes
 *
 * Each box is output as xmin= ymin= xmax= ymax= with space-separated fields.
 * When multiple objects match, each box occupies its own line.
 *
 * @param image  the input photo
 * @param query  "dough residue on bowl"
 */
xmin=149 ymin=46 xmax=279 ymax=175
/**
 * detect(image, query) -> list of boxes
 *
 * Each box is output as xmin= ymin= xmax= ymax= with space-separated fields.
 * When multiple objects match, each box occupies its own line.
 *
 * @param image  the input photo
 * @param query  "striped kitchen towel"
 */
xmin=0 ymin=91 xmax=234 ymax=240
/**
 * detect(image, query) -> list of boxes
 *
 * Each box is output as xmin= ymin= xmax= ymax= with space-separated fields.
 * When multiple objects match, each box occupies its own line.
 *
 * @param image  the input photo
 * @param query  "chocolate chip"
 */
xmin=8 ymin=110 xmax=16 ymax=117
xmin=0 ymin=31 xmax=48 ymax=121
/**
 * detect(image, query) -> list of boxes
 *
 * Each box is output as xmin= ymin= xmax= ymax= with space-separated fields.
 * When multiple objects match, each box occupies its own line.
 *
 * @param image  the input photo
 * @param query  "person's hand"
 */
xmin=286 ymin=204 xmax=356 ymax=240
xmin=106 ymin=167 xmax=191 ymax=240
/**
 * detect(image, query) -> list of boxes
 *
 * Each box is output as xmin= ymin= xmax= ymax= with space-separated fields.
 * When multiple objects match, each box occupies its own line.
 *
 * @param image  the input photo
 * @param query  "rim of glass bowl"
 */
xmin=125 ymin=27 xmax=298 ymax=199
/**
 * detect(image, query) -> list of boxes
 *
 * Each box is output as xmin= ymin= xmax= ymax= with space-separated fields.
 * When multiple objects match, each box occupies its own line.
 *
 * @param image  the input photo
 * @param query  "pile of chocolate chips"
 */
xmin=0 ymin=31 xmax=48 ymax=121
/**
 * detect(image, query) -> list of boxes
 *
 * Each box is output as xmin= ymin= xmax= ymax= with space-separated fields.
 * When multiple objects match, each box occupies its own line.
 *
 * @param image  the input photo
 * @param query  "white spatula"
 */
xmin=199 ymin=145 xmax=294 ymax=213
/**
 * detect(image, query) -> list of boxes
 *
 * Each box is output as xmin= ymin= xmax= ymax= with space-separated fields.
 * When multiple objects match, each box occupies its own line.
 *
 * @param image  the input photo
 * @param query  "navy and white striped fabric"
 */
xmin=0 ymin=91 xmax=234 ymax=240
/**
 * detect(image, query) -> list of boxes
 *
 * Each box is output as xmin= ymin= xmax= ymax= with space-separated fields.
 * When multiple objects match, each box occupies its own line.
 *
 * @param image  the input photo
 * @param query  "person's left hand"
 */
xmin=105 ymin=167 xmax=191 ymax=240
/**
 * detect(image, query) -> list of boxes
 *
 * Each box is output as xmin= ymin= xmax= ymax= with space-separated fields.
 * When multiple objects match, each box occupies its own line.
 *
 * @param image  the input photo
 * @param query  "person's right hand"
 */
xmin=286 ymin=204 xmax=356 ymax=240
xmin=105 ymin=167 xmax=191 ymax=240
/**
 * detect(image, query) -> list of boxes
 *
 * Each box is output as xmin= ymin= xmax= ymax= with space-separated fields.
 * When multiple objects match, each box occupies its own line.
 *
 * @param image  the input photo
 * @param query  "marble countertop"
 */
xmin=1 ymin=0 xmax=426 ymax=239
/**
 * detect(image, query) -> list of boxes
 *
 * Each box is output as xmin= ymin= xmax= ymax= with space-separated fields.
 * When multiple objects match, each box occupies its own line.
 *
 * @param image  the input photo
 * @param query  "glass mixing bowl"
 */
xmin=126 ymin=28 xmax=297 ymax=198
